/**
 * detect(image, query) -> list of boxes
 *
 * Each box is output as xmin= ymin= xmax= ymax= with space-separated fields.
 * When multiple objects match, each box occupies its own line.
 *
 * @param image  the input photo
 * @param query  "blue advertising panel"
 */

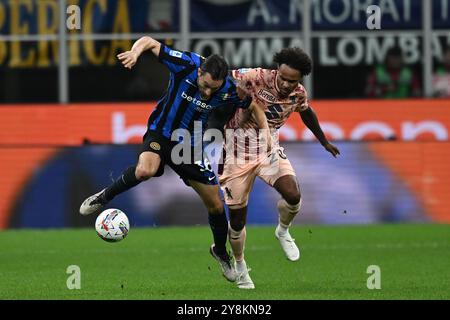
xmin=6 ymin=142 xmax=427 ymax=229
xmin=1 ymin=0 xmax=449 ymax=35
xmin=190 ymin=0 xmax=433 ymax=31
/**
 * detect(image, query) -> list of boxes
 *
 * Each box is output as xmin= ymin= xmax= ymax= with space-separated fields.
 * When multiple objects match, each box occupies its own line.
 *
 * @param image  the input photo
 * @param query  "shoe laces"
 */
xmin=279 ymin=233 xmax=297 ymax=250
xmin=237 ymin=266 xmax=252 ymax=283
xmin=286 ymin=237 xmax=296 ymax=243
xmin=279 ymin=231 xmax=295 ymax=242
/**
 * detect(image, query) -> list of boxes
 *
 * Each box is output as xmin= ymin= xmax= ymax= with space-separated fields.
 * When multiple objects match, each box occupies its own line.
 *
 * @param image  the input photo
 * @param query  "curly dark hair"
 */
xmin=273 ymin=47 xmax=312 ymax=77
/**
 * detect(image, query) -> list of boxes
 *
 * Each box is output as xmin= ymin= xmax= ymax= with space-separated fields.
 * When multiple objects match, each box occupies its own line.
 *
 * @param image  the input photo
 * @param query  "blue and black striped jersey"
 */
xmin=147 ymin=44 xmax=250 ymax=143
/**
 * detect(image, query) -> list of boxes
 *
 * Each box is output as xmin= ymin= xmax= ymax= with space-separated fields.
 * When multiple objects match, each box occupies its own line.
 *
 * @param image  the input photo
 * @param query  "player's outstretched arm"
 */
xmin=299 ymin=107 xmax=340 ymax=158
xmin=117 ymin=36 xmax=161 ymax=69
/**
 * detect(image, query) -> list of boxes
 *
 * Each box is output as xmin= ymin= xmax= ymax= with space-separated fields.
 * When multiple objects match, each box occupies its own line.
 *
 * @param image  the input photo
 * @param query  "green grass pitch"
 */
xmin=0 ymin=224 xmax=449 ymax=299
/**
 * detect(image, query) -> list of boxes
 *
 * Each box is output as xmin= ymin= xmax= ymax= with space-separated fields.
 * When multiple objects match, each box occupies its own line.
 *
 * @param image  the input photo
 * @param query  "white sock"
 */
xmin=277 ymin=198 xmax=302 ymax=231
xmin=277 ymin=224 xmax=289 ymax=235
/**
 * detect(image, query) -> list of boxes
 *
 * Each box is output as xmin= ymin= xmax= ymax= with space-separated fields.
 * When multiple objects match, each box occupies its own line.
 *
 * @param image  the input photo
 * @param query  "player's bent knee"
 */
xmin=136 ymin=152 xmax=160 ymax=180
xmin=229 ymin=218 xmax=245 ymax=232
xmin=135 ymin=166 xmax=156 ymax=181
xmin=228 ymin=205 xmax=247 ymax=231
xmin=229 ymin=224 xmax=244 ymax=238
xmin=207 ymin=201 xmax=224 ymax=215
xmin=283 ymin=191 xmax=301 ymax=206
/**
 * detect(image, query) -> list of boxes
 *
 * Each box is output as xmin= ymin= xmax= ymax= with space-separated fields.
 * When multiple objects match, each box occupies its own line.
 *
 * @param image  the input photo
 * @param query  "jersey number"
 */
xmin=265 ymin=104 xmax=282 ymax=120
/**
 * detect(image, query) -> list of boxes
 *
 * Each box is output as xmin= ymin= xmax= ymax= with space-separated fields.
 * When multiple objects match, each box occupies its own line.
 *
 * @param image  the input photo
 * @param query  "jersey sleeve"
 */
xmin=297 ymin=86 xmax=311 ymax=112
xmin=228 ymin=90 xmax=252 ymax=109
xmin=221 ymin=76 xmax=253 ymax=109
xmin=231 ymin=68 xmax=266 ymax=105
xmin=231 ymin=68 xmax=259 ymax=94
xmin=158 ymin=43 xmax=199 ymax=73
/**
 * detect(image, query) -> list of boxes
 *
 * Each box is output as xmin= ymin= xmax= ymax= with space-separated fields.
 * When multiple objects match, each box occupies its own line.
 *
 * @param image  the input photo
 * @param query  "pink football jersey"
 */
xmin=226 ymin=68 xmax=310 ymax=132
xmin=222 ymin=68 xmax=310 ymax=162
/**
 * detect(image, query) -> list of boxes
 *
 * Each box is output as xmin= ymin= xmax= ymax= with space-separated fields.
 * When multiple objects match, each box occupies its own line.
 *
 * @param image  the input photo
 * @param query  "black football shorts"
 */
xmin=141 ymin=130 xmax=217 ymax=186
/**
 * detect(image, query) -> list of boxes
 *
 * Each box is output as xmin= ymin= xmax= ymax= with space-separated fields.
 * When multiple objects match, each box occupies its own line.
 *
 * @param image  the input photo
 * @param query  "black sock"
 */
xmin=208 ymin=210 xmax=228 ymax=256
xmin=104 ymin=166 xmax=141 ymax=201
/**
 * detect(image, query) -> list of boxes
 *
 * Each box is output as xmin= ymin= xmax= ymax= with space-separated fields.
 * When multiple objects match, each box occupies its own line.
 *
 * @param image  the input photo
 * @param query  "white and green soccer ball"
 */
xmin=95 ymin=208 xmax=130 ymax=242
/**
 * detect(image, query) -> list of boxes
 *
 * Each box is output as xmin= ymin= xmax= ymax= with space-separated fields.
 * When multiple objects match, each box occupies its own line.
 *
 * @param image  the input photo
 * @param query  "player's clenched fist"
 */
xmin=117 ymin=51 xmax=138 ymax=69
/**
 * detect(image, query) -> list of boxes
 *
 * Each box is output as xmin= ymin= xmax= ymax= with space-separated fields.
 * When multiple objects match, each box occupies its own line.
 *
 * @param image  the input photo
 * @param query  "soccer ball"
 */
xmin=95 ymin=208 xmax=130 ymax=242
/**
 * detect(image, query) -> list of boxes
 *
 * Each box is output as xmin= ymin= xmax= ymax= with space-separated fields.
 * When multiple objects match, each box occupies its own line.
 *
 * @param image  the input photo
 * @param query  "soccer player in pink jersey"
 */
xmin=219 ymin=48 xmax=340 ymax=289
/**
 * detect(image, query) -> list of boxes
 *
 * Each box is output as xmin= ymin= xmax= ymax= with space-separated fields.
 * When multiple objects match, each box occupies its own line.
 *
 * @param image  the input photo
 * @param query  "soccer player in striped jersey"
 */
xmin=79 ymin=36 xmax=269 ymax=283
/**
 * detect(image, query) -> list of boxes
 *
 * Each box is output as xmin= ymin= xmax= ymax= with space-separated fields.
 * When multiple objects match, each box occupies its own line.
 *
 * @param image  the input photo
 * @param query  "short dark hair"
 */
xmin=200 ymin=54 xmax=229 ymax=80
xmin=273 ymin=47 xmax=312 ymax=77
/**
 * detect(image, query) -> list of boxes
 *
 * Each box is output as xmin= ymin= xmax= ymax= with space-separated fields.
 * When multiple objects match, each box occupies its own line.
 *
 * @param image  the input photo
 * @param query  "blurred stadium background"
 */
xmin=0 ymin=0 xmax=449 ymax=230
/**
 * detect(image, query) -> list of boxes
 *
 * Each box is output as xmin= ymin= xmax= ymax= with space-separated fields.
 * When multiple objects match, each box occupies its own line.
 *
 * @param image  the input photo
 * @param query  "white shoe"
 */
xmin=209 ymin=245 xmax=237 ymax=282
xmin=236 ymin=262 xmax=255 ymax=289
xmin=275 ymin=225 xmax=300 ymax=261
xmin=79 ymin=189 xmax=107 ymax=216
